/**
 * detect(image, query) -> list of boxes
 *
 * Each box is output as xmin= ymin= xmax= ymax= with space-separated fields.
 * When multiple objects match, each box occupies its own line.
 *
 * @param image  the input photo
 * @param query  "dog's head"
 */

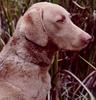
xmin=16 ymin=2 xmax=92 ymax=51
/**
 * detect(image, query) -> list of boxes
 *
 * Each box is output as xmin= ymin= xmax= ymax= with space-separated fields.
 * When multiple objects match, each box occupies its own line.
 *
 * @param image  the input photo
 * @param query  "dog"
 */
xmin=0 ymin=2 xmax=92 ymax=100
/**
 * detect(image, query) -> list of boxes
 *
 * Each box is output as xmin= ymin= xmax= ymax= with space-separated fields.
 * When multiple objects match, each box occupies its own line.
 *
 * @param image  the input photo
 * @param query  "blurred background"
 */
xmin=0 ymin=0 xmax=96 ymax=100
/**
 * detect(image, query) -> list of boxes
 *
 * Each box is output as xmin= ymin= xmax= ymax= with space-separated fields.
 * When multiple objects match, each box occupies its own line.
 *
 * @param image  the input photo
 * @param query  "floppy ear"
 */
xmin=23 ymin=8 xmax=48 ymax=46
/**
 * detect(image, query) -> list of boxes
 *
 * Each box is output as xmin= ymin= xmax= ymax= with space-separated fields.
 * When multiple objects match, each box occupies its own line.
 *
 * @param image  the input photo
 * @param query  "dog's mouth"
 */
xmin=61 ymin=41 xmax=91 ymax=52
xmin=73 ymin=44 xmax=88 ymax=50
xmin=70 ymin=41 xmax=92 ymax=51
xmin=68 ymin=36 xmax=93 ymax=51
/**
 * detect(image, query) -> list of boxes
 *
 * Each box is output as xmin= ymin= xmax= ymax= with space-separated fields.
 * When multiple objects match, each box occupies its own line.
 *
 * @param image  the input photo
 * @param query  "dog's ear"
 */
xmin=23 ymin=8 xmax=48 ymax=46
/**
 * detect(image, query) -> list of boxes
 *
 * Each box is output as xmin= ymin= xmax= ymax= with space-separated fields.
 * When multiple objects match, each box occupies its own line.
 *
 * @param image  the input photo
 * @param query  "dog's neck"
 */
xmin=10 ymin=34 xmax=58 ymax=70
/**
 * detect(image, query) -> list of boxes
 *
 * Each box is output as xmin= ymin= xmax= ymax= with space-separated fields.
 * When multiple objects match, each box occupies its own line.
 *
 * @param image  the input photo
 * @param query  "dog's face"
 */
xmin=16 ymin=2 xmax=92 ymax=51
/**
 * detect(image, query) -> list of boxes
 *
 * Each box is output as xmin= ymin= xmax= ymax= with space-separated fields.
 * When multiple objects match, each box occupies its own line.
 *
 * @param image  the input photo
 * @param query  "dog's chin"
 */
xmin=70 ymin=44 xmax=89 ymax=51
xmin=61 ymin=44 xmax=89 ymax=52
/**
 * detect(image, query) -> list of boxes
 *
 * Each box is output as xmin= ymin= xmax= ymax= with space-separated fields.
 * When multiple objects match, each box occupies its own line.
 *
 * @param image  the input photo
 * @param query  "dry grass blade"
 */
xmin=79 ymin=55 xmax=96 ymax=71
xmin=73 ymin=71 xmax=96 ymax=98
xmin=47 ymin=91 xmax=51 ymax=100
xmin=0 ymin=37 xmax=5 ymax=46
xmin=72 ymin=0 xmax=86 ymax=10
xmin=64 ymin=70 xmax=95 ymax=100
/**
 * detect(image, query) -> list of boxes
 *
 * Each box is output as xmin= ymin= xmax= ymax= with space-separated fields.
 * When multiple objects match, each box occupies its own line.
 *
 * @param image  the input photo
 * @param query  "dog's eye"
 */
xmin=56 ymin=16 xmax=65 ymax=23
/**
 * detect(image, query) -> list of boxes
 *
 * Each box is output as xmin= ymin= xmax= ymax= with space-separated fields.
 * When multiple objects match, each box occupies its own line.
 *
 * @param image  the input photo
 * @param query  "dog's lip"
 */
xmin=61 ymin=43 xmax=89 ymax=52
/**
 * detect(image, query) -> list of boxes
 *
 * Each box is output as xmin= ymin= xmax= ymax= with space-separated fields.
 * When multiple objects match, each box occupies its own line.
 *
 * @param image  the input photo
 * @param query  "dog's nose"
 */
xmin=80 ymin=34 xmax=92 ymax=45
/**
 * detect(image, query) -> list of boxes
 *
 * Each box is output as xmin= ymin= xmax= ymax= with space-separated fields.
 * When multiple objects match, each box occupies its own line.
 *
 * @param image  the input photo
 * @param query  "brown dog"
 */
xmin=0 ymin=2 xmax=91 ymax=100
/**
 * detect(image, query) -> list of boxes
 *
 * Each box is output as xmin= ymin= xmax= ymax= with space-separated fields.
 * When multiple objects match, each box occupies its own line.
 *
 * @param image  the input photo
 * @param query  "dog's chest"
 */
xmin=4 ymin=61 xmax=51 ymax=99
